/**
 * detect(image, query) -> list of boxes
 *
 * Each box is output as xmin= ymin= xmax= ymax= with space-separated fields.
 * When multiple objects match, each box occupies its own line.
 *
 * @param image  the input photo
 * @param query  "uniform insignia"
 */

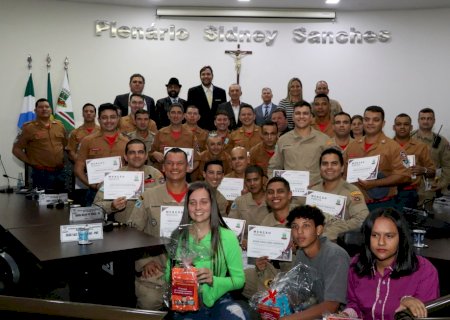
xmin=231 ymin=202 xmax=237 ymax=209
xmin=135 ymin=199 xmax=142 ymax=208
xmin=350 ymin=191 xmax=362 ymax=202
xmin=151 ymin=218 xmax=157 ymax=226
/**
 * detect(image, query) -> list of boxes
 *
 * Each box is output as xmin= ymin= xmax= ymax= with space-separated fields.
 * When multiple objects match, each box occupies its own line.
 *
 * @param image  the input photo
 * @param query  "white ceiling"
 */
xmin=55 ymin=0 xmax=450 ymax=11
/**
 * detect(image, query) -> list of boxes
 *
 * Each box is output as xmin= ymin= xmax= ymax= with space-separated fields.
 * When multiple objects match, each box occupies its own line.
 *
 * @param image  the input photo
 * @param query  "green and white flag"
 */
xmin=55 ymin=69 xmax=75 ymax=132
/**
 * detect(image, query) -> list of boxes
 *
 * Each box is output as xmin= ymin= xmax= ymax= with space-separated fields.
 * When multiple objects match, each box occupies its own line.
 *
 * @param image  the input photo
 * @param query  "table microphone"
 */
xmin=0 ymin=155 xmax=13 ymax=194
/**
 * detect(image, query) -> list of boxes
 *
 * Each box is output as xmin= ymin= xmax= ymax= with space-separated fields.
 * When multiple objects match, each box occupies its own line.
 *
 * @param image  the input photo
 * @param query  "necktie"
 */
xmin=264 ymin=105 xmax=269 ymax=119
xmin=206 ymin=89 xmax=213 ymax=108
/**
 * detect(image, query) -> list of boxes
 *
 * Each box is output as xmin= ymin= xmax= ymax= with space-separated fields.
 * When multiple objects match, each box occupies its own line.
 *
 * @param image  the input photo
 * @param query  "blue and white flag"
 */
xmin=17 ymin=73 xmax=36 ymax=131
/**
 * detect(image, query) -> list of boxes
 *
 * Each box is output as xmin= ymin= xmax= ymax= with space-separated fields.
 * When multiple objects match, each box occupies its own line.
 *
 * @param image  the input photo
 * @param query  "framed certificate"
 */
xmin=306 ymin=190 xmax=347 ymax=219
xmin=86 ymin=156 xmax=122 ymax=184
xmin=217 ymin=178 xmax=244 ymax=201
xmin=103 ymin=171 xmax=144 ymax=200
xmin=346 ymin=155 xmax=380 ymax=183
xmin=273 ymin=170 xmax=309 ymax=196
xmin=247 ymin=225 xmax=292 ymax=261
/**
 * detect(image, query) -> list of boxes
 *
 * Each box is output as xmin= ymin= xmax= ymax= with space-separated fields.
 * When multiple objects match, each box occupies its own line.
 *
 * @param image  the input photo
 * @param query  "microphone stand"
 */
xmin=0 ymin=155 xmax=14 ymax=193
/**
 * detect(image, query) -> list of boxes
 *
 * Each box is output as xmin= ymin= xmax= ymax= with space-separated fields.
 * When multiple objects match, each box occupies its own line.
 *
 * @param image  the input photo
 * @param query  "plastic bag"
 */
xmin=250 ymin=261 xmax=319 ymax=319
xmin=163 ymin=224 xmax=212 ymax=312
xmin=171 ymin=266 xmax=199 ymax=312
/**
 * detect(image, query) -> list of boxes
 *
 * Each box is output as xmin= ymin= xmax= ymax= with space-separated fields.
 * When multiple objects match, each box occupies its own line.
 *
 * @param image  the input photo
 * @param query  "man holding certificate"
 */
xmin=309 ymin=148 xmax=369 ymax=241
xmin=344 ymin=106 xmax=410 ymax=211
xmin=75 ymin=103 xmax=129 ymax=204
xmin=242 ymin=176 xmax=294 ymax=299
xmin=268 ymin=101 xmax=329 ymax=186
xmin=93 ymin=139 xmax=163 ymax=224
xmin=393 ymin=113 xmax=436 ymax=209
xmin=150 ymin=103 xmax=198 ymax=172
xmin=129 ymin=148 xmax=189 ymax=310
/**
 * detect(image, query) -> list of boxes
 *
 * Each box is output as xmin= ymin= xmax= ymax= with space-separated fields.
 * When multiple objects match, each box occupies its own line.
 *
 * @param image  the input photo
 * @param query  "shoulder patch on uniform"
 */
xmin=350 ymin=190 xmax=363 ymax=201
xmin=135 ymin=199 xmax=142 ymax=208
xmin=231 ymin=202 xmax=237 ymax=209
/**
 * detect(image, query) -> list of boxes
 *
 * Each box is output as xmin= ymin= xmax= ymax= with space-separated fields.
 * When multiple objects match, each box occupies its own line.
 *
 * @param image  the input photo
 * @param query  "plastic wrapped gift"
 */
xmin=171 ymin=266 xmax=199 ymax=312
xmin=250 ymin=261 xmax=319 ymax=319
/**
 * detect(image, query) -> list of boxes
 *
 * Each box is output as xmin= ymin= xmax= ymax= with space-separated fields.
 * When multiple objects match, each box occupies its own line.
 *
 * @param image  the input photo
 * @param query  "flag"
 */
xmin=17 ymin=73 xmax=36 ymax=131
xmin=55 ymin=69 xmax=75 ymax=132
xmin=47 ymin=70 xmax=55 ymax=120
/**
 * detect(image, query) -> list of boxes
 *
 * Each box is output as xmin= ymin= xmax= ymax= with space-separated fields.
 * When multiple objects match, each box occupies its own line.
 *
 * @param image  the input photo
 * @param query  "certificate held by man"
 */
xmin=272 ymin=170 xmax=309 ymax=196
xmin=346 ymin=155 xmax=380 ymax=183
xmin=86 ymin=156 xmax=122 ymax=184
xmin=160 ymin=206 xmax=184 ymax=238
xmin=223 ymin=217 xmax=246 ymax=243
xmin=103 ymin=171 xmax=144 ymax=200
xmin=247 ymin=225 xmax=292 ymax=261
xmin=217 ymin=177 xmax=244 ymax=201
xmin=306 ymin=190 xmax=347 ymax=219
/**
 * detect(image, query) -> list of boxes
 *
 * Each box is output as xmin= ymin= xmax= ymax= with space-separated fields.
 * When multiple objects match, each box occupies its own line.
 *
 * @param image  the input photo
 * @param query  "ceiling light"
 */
xmin=326 ymin=0 xmax=340 ymax=4
xmin=156 ymin=7 xmax=336 ymax=19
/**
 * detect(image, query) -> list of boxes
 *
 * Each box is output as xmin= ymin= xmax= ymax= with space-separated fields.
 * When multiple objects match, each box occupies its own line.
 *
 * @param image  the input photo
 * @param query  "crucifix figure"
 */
xmin=225 ymin=44 xmax=253 ymax=84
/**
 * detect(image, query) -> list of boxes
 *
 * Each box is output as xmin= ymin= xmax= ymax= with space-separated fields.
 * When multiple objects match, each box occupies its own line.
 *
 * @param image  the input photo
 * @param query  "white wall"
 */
xmin=1 ymin=0 xmax=449 ymax=181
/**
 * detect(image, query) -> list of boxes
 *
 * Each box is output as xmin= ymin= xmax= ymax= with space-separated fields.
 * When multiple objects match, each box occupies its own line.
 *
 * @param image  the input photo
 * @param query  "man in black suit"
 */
xmin=155 ymin=77 xmax=186 ymax=129
xmin=217 ymin=83 xmax=251 ymax=130
xmin=113 ymin=73 xmax=155 ymax=118
xmin=187 ymin=66 xmax=226 ymax=131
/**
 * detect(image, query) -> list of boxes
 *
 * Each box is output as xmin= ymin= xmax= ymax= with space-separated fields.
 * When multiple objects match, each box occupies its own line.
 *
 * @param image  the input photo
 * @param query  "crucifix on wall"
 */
xmin=225 ymin=44 xmax=253 ymax=84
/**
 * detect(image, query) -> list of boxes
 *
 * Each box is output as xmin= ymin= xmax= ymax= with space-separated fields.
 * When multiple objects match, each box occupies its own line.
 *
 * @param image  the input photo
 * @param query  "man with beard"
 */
xmin=187 ymin=66 xmax=226 ymax=130
xmin=155 ymin=77 xmax=186 ymax=129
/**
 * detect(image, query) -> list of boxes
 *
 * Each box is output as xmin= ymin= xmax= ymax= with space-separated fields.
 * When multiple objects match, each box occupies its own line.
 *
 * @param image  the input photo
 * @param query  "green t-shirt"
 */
xmin=166 ymin=227 xmax=245 ymax=307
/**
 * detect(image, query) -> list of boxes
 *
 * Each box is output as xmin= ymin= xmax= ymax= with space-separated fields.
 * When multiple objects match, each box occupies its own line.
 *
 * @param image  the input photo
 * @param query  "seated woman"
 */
xmin=166 ymin=181 xmax=248 ymax=319
xmin=343 ymin=207 xmax=439 ymax=319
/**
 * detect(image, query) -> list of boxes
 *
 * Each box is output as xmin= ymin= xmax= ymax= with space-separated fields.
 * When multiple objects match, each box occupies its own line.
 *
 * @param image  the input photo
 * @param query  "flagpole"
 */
xmin=27 ymin=54 xmax=32 ymax=71
xmin=47 ymin=54 xmax=54 ymax=117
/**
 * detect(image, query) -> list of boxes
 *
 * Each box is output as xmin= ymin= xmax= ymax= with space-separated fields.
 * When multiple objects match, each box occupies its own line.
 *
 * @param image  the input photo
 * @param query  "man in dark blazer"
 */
xmin=187 ymin=66 xmax=226 ymax=131
xmin=217 ymin=83 xmax=251 ymax=131
xmin=113 ymin=73 xmax=155 ymax=118
xmin=155 ymin=77 xmax=186 ymax=129
xmin=254 ymin=87 xmax=278 ymax=125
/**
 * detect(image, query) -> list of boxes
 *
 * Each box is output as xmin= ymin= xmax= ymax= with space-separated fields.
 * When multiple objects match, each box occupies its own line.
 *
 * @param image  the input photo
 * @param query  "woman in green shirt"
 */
xmin=167 ymin=181 xmax=248 ymax=319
